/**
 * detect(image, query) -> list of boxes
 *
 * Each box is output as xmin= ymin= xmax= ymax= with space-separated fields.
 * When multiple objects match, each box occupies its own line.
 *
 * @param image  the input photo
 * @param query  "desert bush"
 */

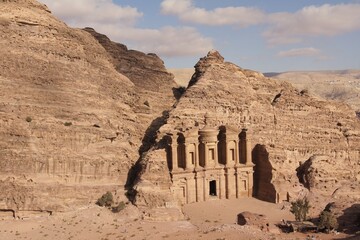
xmin=300 ymin=89 xmax=309 ymax=96
xmin=318 ymin=210 xmax=338 ymax=232
xmin=290 ymin=198 xmax=310 ymax=222
xmin=64 ymin=122 xmax=72 ymax=126
xmin=96 ymin=191 xmax=114 ymax=207
xmin=112 ymin=201 xmax=126 ymax=213
xmin=26 ymin=116 xmax=32 ymax=122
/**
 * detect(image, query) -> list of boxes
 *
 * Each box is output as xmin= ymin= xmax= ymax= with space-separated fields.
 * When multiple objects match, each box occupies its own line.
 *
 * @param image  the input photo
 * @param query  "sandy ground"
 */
xmin=0 ymin=198 xmax=356 ymax=240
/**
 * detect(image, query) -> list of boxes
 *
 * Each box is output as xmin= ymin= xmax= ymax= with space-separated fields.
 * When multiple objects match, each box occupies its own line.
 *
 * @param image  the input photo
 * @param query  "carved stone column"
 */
xmin=185 ymin=177 xmax=189 ymax=204
xmin=219 ymin=170 xmax=226 ymax=199
xmin=195 ymin=173 xmax=200 ymax=202
xmin=214 ymin=141 xmax=219 ymax=168
xmin=224 ymin=140 xmax=229 ymax=166
xmin=247 ymin=170 xmax=254 ymax=197
xmin=171 ymin=143 xmax=178 ymax=171
xmin=184 ymin=144 xmax=190 ymax=170
xmin=204 ymin=144 xmax=208 ymax=169
xmin=195 ymin=143 xmax=199 ymax=169
xmin=245 ymin=137 xmax=252 ymax=165
xmin=234 ymin=140 xmax=240 ymax=167
xmin=235 ymin=170 xmax=240 ymax=198
xmin=203 ymin=176 xmax=208 ymax=201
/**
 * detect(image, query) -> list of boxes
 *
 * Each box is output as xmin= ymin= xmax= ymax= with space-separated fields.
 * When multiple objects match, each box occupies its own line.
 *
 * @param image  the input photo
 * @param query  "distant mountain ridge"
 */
xmin=264 ymin=70 xmax=360 ymax=113
xmin=169 ymin=68 xmax=360 ymax=113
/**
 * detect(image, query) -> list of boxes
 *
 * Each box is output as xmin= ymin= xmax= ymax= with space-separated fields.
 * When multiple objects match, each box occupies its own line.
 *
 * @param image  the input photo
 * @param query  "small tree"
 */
xmin=290 ymin=198 xmax=310 ymax=222
xmin=318 ymin=210 xmax=338 ymax=233
xmin=25 ymin=116 xmax=32 ymax=122
xmin=64 ymin=122 xmax=72 ymax=127
xmin=96 ymin=191 xmax=114 ymax=207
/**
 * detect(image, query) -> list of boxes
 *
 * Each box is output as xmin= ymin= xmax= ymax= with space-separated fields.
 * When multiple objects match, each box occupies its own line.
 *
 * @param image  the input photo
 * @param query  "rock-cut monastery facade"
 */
xmin=167 ymin=120 xmax=254 ymax=204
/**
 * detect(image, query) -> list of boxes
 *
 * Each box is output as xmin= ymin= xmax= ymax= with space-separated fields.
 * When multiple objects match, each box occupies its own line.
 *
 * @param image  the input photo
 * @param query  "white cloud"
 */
xmin=93 ymin=24 xmax=213 ymax=57
xmin=38 ymin=0 xmax=214 ymax=57
xmin=277 ymin=48 xmax=321 ymax=58
xmin=161 ymin=0 xmax=265 ymax=27
xmin=161 ymin=1 xmax=360 ymax=45
xmin=265 ymin=3 xmax=360 ymax=45
xmin=40 ymin=0 xmax=142 ymax=26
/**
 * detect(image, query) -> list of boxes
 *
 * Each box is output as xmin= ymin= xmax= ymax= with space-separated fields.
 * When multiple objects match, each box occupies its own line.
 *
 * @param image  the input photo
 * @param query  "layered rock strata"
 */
xmin=0 ymin=0 xmax=177 ymax=215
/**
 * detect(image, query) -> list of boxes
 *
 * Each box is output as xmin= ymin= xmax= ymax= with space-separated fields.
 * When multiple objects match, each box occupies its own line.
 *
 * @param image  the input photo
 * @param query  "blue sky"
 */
xmin=39 ymin=0 xmax=360 ymax=72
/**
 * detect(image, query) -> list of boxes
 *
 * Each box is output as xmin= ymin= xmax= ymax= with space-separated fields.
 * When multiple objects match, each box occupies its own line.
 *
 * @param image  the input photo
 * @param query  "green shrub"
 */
xmin=25 ymin=116 xmax=32 ymax=122
xmin=290 ymin=198 xmax=310 ymax=222
xmin=318 ymin=210 xmax=338 ymax=232
xmin=96 ymin=191 xmax=114 ymax=207
xmin=112 ymin=201 xmax=126 ymax=213
xmin=64 ymin=122 xmax=72 ymax=127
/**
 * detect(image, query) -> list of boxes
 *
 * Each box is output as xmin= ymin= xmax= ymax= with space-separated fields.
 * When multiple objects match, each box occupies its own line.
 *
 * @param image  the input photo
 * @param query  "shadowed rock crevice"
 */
xmin=296 ymin=157 xmax=314 ymax=190
xmin=252 ymin=144 xmax=276 ymax=203
xmin=125 ymin=110 xmax=170 ymax=185
xmin=271 ymin=91 xmax=282 ymax=105
xmin=172 ymin=86 xmax=187 ymax=100
xmin=337 ymin=204 xmax=360 ymax=234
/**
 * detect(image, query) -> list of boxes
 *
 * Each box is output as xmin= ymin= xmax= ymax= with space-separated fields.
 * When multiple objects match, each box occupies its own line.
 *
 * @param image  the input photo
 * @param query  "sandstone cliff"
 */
xmin=82 ymin=27 xmax=178 ymax=156
xmin=0 ymin=0 xmax=177 ymax=215
xmin=134 ymin=51 xmax=360 ymax=220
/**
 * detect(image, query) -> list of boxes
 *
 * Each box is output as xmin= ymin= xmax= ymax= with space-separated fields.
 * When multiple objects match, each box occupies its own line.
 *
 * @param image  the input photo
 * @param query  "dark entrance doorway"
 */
xmin=209 ymin=180 xmax=217 ymax=196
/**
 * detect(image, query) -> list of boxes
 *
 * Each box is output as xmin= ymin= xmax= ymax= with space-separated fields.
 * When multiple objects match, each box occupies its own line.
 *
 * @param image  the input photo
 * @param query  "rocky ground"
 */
xmin=0 ymin=198 xmax=355 ymax=240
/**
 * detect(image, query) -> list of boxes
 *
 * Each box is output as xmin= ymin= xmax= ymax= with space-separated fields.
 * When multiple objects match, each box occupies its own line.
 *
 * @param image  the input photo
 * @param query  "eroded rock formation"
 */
xmin=0 ymin=0 xmax=177 ymax=215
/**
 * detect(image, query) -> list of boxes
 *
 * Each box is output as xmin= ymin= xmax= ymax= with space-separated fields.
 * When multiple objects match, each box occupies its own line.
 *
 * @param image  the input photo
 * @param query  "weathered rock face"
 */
xmin=0 ymin=0 xmax=177 ymax=214
xmin=83 ymin=27 xmax=176 ymax=92
xmin=133 ymin=51 xmax=360 ymax=215
xmin=83 ymin=27 xmax=178 ymax=155
xmin=296 ymin=154 xmax=360 ymax=227
xmin=297 ymin=155 xmax=360 ymax=194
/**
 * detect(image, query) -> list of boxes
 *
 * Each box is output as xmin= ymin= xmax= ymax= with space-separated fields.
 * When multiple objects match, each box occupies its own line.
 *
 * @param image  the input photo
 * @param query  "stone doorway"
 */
xmin=209 ymin=180 xmax=217 ymax=196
